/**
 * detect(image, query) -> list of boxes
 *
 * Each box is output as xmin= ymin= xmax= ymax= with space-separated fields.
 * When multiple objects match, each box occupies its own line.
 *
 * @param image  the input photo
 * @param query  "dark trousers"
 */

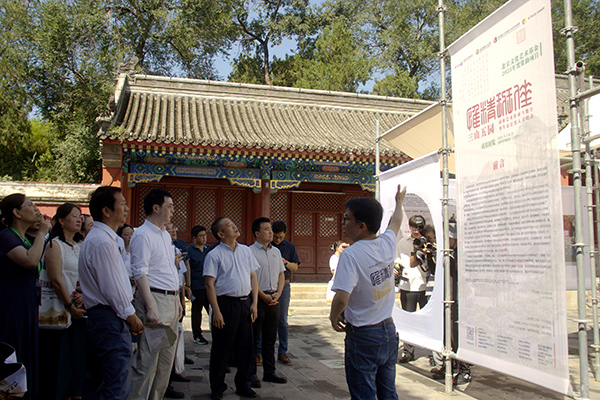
xmin=400 ymin=290 xmax=427 ymax=312
xmin=209 ymin=296 xmax=254 ymax=395
xmin=83 ymin=306 xmax=132 ymax=400
xmin=252 ymin=300 xmax=280 ymax=376
xmin=191 ymin=289 xmax=209 ymax=339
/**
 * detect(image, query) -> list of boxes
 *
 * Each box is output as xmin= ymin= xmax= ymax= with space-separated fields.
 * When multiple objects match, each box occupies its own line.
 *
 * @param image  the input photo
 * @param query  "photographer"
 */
xmin=415 ymin=225 xmax=436 ymax=299
xmin=397 ymin=215 xmax=430 ymax=363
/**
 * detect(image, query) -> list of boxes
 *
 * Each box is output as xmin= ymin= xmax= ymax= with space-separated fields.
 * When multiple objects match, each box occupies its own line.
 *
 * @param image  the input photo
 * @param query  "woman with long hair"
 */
xmin=0 ymin=194 xmax=51 ymax=400
xmin=40 ymin=203 xmax=87 ymax=400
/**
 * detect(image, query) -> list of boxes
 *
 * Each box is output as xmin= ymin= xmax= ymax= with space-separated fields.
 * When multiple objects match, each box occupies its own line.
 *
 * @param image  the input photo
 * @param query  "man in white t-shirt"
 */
xmin=330 ymin=185 xmax=406 ymax=400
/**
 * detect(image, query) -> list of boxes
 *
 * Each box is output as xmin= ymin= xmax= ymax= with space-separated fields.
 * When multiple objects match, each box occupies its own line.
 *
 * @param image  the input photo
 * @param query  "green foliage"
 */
xmin=372 ymin=69 xmax=419 ymax=98
xmin=292 ymin=19 xmax=372 ymax=92
xmin=1 ymin=0 xmax=600 ymax=185
xmin=227 ymin=0 xmax=316 ymax=85
xmin=0 ymin=0 xmax=33 ymax=180
xmin=552 ymin=0 xmax=600 ymax=76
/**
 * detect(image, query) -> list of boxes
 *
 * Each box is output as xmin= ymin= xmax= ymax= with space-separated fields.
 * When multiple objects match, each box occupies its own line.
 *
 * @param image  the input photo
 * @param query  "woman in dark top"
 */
xmin=0 ymin=194 xmax=51 ymax=400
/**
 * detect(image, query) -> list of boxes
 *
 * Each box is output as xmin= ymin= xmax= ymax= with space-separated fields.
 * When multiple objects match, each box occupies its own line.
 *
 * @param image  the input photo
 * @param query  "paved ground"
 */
xmin=171 ymin=307 xmax=600 ymax=400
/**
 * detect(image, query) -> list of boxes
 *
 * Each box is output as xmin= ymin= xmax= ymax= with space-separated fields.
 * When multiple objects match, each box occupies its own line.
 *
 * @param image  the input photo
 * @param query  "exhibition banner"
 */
xmin=380 ymin=152 xmax=444 ymax=352
xmin=447 ymin=0 xmax=569 ymax=394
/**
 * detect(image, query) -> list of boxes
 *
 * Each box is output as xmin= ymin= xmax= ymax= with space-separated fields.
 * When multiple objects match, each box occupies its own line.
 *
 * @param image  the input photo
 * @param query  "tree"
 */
xmin=292 ymin=18 xmax=372 ymax=92
xmin=0 ymin=0 xmax=34 ymax=180
xmin=552 ymin=0 xmax=600 ymax=77
xmin=225 ymin=0 xmax=315 ymax=85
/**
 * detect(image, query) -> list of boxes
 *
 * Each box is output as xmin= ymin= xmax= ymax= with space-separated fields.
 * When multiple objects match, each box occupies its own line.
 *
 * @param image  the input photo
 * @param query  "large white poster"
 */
xmin=380 ymin=152 xmax=444 ymax=351
xmin=447 ymin=0 xmax=569 ymax=394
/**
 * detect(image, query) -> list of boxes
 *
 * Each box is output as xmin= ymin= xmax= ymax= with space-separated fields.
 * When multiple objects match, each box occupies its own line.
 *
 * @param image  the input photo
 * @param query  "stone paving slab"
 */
xmin=172 ymin=307 xmax=600 ymax=399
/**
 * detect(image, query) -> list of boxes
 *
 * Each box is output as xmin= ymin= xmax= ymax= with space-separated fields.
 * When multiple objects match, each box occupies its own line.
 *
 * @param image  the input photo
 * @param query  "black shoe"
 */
xmin=193 ymin=335 xmax=209 ymax=345
xmin=263 ymin=372 xmax=287 ymax=384
xmin=235 ymin=388 xmax=257 ymax=398
xmin=184 ymin=355 xmax=194 ymax=365
xmin=210 ymin=392 xmax=223 ymax=400
xmin=164 ymin=385 xmax=185 ymax=399
xmin=250 ymin=374 xmax=262 ymax=388
xmin=171 ymin=373 xmax=191 ymax=382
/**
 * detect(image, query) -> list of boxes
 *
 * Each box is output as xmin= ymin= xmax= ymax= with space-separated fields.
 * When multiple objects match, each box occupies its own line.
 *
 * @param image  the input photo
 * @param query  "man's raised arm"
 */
xmin=386 ymin=185 xmax=407 ymax=234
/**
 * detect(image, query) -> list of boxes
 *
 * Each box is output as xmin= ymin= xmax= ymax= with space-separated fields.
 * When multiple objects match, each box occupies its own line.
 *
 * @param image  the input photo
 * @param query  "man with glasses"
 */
xmin=330 ymin=186 xmax=406 ymax=400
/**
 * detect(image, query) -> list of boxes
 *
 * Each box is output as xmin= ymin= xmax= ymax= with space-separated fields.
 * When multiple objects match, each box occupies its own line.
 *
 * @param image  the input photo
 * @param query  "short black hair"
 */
xmin=272 ymin=221 xmax=287 ymax=234
xmin=344 ymin=197 xmax=383 ymax=234
xmin=143 ymin=188 xmax=172 ymax=216
xmin=408 ymin=215 xmax=426 ymax=229
xmin=191 ymin=225 xmax=206 ymax=238
xmin=89 ymin=186 xmax=122 ymax=223
xmin=251 ymin=217 xmax=271 ymax=238
xmin=211 ymin=217 xmax=226 ymax=241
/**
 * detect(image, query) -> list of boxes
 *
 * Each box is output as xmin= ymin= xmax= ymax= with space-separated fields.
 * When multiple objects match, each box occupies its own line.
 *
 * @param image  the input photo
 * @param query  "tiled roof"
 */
xmin=99 ymin=74 xmax=434 ymax=160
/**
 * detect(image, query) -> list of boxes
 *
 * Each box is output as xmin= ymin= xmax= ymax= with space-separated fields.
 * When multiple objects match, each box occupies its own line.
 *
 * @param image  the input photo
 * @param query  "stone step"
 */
xmin=290 ymin=298 xmax=331 ymax=308
xmin=289 ymin=305 xmax=331 ymax=316
xmin=290 ymin=291 xmax=328 ymax=299
xmin=290 ymin=282 xmax=328 ymax=293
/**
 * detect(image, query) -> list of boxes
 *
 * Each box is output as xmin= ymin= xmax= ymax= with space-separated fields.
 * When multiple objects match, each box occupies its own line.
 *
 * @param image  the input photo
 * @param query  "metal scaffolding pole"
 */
xmin=584 ymin=75 xmax=600 ymax=382
xmin=562 ymin=0 xmax=590 ymax=396
xmin=437 ymin=0 xmax=454 ymax=394
xmin=595 ymin=149 xmax=600 ymax=380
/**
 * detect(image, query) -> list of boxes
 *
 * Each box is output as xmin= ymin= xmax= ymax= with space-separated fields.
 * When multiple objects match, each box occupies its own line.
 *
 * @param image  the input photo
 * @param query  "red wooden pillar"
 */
xmin=255 ymin=179 xmax=270 ymax=218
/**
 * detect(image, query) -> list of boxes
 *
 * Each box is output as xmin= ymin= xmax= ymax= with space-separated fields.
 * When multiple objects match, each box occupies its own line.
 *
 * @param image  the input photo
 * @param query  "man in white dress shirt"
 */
xmin=129 ymin=188 xmax=182 ymax=400
xmin=78 ymin=186 xmax=144 ymax=400
xmin=204 ymin=217 xmax=259 ymax=400
xmin=249 ymin=217 xmax=287 ymax=386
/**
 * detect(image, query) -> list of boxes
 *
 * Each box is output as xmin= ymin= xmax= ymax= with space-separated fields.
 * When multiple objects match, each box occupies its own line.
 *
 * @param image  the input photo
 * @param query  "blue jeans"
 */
xmin=344 ymin=318 xmax=399 ymax=400
xmin=277 ymin=281 xmax=290 ymax=354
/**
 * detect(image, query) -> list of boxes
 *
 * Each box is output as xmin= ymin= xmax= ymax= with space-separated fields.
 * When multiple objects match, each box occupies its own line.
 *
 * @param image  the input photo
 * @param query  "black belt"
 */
xmin=346 ymin=317 xmax=394 ymax=332
xmin=218 ymin=294 xmax=251 ymax=301
xmin=150 ymin=287 xmax=179 ymax=296
xmin=263 ymin=290 xmax=276 ymax=295
xmin=88 ymin=304 xmax=112 ymax=311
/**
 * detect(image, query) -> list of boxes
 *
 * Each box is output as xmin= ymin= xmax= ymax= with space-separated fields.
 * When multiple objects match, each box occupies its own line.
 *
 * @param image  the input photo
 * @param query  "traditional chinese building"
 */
xmin=97 ymin=73 xmax=433 ymax=281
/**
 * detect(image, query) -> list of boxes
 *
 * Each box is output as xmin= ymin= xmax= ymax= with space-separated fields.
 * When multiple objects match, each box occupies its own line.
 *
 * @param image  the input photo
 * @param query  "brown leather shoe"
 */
xmin=278 ymin=353 xmax=292 ymax=365
xmin=256 ymin=353 xmax=262 ymax=366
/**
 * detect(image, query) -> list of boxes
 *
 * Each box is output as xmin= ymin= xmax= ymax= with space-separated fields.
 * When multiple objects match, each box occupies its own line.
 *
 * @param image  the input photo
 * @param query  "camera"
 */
xmin=413 ymin=237 xmax=428 ymax=248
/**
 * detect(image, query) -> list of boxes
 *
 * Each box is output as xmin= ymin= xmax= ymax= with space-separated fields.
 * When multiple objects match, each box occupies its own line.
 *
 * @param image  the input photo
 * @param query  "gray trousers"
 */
xmin=129 ymin=291 xmax=179 ymax=400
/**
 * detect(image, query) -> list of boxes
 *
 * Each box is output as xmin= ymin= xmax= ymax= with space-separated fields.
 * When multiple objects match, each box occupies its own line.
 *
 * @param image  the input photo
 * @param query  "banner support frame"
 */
xmin=563 ymin=0 xmax=591 ymax=396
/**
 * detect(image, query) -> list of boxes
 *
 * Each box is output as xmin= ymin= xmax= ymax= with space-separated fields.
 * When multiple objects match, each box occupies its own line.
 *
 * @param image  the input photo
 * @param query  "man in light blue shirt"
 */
xmin=249 ymin=217 xmax=287 ymax=386
xmin=204 ymin=217 xmax=259 ymax=400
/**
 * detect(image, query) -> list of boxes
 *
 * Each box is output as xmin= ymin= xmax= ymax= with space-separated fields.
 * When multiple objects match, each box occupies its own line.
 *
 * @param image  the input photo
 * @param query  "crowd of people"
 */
xmin=0 ymin=187 xmax=301 ymax=400
xmin=1 ymin=184 xmax=465 ymax=400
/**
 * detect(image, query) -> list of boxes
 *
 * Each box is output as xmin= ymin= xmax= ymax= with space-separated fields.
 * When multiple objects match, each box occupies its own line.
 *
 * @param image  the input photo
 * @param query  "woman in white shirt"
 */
xmin=326 ymin=240 xmax=348 ymax=302
xmin=40 ymin=203 xmax=87 ymax=400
